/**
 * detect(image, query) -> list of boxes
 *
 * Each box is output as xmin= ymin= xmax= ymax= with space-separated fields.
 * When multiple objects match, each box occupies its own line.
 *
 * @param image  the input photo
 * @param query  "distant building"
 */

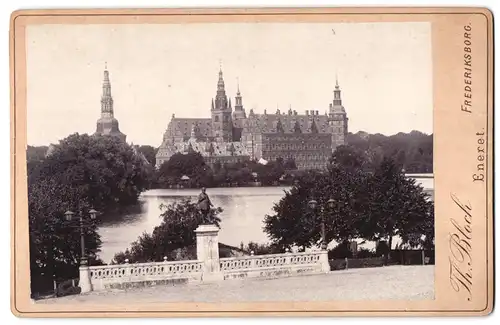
xmin=94 ymin=65 xmax=127 ymax=142
xmin=156 ymin=66 xmax=348 ymax=170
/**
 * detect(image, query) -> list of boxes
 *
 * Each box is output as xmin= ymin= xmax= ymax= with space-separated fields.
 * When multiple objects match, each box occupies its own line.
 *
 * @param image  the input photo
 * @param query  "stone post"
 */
xmin=319 ymin=250 xmax=330 ymax=273
xmin=195 ymin=224 xmax=224 ymax=282
xmin=79 ymin=265 xmax=92 ymax=293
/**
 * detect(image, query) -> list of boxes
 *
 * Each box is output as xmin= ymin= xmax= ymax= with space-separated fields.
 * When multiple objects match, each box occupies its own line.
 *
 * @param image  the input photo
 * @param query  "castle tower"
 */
xmin=328 ymin=77 xmax=348 ymax=149
xmin=211 ymin=64 xmax=233 ymax=142
xmin=101 ymin=65 xmax=113 ymax=118
xmin=94 ymin=64 xmax=127 ymax=142
xmin=232 ymin=78 xmax=247 ymax=127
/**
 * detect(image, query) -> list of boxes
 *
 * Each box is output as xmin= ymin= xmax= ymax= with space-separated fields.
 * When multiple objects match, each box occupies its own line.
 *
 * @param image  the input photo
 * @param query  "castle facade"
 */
xmin=156 ymin=67 xmax=348 ymax=170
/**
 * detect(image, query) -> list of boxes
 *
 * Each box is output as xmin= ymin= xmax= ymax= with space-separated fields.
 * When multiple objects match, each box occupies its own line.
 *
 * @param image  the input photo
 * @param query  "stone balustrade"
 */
xmin=88 ymin=260 xmax=203 ymax=291
xmin=79 ymin=224 xmax=330 ymax=293
xmin=220 ymin=251 xmax=328 ymax=280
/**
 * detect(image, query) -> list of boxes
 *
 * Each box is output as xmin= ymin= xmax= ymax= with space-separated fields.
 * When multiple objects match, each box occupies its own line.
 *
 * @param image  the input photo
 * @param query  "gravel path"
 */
xmin=36 ymin=265 xmax=434 ymax=304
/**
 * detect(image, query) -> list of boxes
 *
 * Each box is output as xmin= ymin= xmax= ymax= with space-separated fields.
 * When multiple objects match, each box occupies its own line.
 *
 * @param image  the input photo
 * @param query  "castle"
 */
xmin=156 ymin=66 xmax=349 ymax=170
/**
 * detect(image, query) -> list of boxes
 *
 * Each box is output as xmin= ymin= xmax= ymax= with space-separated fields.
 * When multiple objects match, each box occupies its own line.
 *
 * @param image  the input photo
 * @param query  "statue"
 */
xmin=197 ymin=187 xmax=214 ymax=224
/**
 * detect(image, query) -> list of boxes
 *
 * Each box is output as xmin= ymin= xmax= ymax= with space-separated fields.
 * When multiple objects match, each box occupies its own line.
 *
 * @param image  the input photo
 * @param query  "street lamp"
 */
xmin=308 ymin=198 xmax=335 ymax=250
xmin=64 ymin=208 xmax=99 ymax=266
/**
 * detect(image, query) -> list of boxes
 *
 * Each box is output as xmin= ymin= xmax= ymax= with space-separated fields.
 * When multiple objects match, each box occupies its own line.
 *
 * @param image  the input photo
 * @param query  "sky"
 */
xmin=26 ymin=22 xmax=432 ymax=147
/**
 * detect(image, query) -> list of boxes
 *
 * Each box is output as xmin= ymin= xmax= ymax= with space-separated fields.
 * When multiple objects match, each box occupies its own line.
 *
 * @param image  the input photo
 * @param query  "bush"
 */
xmin=112 ymin=200 xmax=223 ymax=264
xmin=375 ymin=241 xmax=390 ymax=257
xmin=170 ymin=246 xmax=197 ymax=261
xmin=240 ymin=241 xmax=282 ymax=255
xmin=329 ymin=256 xmax=385 ymax=271
xmin=389 ymin=249 xmax=434 ymax=265
xmin=347 ymin=257 xmax=385 ymax=269
xmin=356 ymin=248 xmax=376 ymax=258
xmin=329 ymin=259 xmax=347 ymax=270
xmin=56 ymin=279 xmax=81 ymax=297
xmin=328 ymin=242 xmax=353 ymax=260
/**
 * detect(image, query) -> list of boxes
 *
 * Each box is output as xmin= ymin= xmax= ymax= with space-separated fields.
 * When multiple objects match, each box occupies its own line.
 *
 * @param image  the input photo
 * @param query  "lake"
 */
xmin=97 ymin=176 xmax=434 ymax=264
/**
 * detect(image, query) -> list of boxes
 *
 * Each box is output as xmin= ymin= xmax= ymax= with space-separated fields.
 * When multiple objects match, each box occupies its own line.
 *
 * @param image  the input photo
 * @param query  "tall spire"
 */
xmin=217 ymin=63 xmax=225 ymax=91
xmin=233 ymin=77 xmax=245 ymax=119
xmin=235 ymin=77 xmax=243 ymax=111
xmin=101 ymin=63 xmax=114 ymax=117
xmin=333 ymin=75 xmax=342 ymax=106
xmin=214 ymin=62 xmax=228 ymax=110
xmin=95 ymin=63 xmax=127 ymax=143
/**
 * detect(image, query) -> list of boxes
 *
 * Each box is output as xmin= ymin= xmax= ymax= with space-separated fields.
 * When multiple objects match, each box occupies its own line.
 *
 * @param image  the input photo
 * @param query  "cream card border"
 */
xmin=10 ymin=7 xmax=494 ymax=317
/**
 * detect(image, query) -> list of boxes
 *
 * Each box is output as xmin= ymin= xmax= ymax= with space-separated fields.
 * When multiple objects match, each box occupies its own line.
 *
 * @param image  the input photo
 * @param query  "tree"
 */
xmin=283 ymin=157 xmax=297 ymax=170
xmin=361 ymin=157 xmax=434 ymax=257
xmin=26 ymin=145 xmax=49 ymax=162
xmin=246 ymin=160 xmax=283 ymax=186
xmin=112 ymin=200 xmax=223 ymax=263
xmin=157 ymin=152 xmax=209 ymax=187
xmin=328 ymin=241 xmax=353 ymax=259
xmin=263 ymin=167 xmax=369 ymax=248
xmin=226 ymin=165 xmax=253 ymax=185
xmin=329 ymin=145 xmax=367 ymax=171
xmin=263 ymin=156 xmax=433 ymax=254
xmin=28 ymin=133 xmax=150 ymax=294
xmin=239 ymin=241 xmax=282 ymax=255
xmin=29 ymin=176 xmax=102 ymax=294
xmin=137 ymin=145 xmax=158 ymax=166
xmin=346 ymin=130 xmax=433 ymax=173
xmin=30 ymin=133 xmax=151 ymax=211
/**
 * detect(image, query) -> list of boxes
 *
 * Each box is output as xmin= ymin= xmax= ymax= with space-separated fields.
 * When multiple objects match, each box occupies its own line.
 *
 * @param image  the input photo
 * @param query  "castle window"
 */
xmin=215 ymin=116 xmax=219 ymax=122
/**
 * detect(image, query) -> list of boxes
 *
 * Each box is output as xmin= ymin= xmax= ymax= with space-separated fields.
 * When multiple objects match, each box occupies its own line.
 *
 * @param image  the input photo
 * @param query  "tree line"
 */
xmin=154 ymin=152 xmax=299 ymax=188
xmin=346 ymin=130 xmax=433 ymax=173
xmin=27 ymin=130 xmax=433 ymax=189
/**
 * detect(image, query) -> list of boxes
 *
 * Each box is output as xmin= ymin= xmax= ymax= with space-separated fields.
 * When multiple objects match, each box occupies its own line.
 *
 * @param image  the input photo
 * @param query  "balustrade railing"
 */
xmin=219 ymin=251 xmax=322 ymax=272
xmin=89 ymin=260 xmax=203 ymax=281
xmin=79 ymin=225 xmax=329 ymax=293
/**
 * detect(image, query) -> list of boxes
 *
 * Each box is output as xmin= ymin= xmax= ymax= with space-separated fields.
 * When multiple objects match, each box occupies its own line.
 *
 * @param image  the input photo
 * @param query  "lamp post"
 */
xmin=64 ymin=209 xmax=99 ymax=266
xmin=64 ymin=208 xmax=98 ymax=294
xmin=307 ymin=198 xmax=335 ymax=250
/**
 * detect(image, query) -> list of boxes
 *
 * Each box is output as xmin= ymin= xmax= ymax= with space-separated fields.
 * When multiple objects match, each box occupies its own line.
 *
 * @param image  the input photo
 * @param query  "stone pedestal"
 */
xmin=195 ymin=224 xmax=223 ymax=282
xmin=79 ymin=266 xmax=93 ymax=293
xmin=319 ymin=250 xmax=330 ymax=273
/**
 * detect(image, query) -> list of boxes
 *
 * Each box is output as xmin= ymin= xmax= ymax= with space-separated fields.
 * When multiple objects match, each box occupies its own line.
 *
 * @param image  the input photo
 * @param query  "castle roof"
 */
xmin=167 ymin=118 xmax=213 ymax=138
xmin=159 ymin=139 xmax=249 ymax=159
xmin=244 ymin=111 xmax=330 ymax=134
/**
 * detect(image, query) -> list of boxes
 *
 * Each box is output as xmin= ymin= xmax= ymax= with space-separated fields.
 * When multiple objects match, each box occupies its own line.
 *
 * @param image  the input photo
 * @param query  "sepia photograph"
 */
xmin=25 ymin=20 xmax=435 ymax=304
xmin=10 ymin=7 xmax=493 ymax=317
